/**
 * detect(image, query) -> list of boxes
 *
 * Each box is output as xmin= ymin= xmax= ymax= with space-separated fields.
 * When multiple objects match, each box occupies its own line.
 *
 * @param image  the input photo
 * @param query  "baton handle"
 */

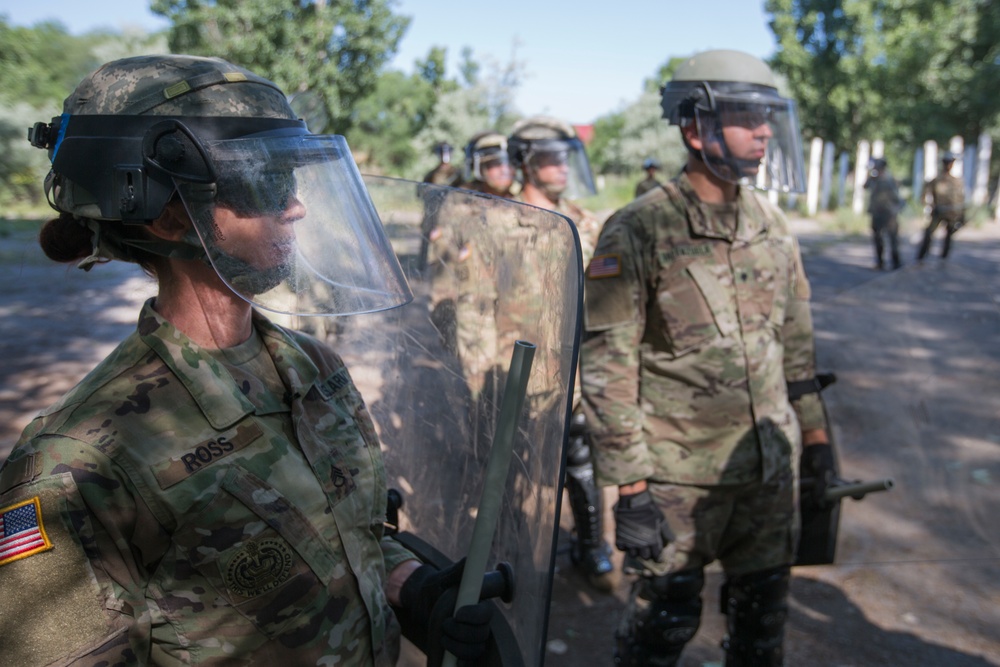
xmin=442 ymin=341 xmax=535 ymax=667
xmin=824 ymin=478 xmax=894 ymax=502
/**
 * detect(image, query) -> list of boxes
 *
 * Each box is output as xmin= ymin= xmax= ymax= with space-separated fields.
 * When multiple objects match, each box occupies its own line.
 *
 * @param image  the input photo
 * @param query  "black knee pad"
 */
xmin=616 ymin=570 xmax=705 ymax=666
xmin=722 ymin=566 xmax=791 ymax=666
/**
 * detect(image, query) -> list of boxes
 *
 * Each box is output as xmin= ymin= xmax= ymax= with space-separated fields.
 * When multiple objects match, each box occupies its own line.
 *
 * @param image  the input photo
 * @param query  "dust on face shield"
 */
xmin=522 ymin=137 xmax=597 ymax=200
xmin=693 ymin=94 xmax=806 ymax=194
xmin=174 ymin=130 xmax=412 ymax=317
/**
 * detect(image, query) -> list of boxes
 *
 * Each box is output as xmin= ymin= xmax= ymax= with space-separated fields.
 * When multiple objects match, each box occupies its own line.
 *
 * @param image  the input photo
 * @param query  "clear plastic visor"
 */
xmin=694 ymin=95 xmax=807 ymax=193
xmin=523 ymin=138 xmax=597 ymax=199
xmin=175 ymin=133 xmax=412 ymax=316
xmin=471 ymin=148 xmax=512 ymax=183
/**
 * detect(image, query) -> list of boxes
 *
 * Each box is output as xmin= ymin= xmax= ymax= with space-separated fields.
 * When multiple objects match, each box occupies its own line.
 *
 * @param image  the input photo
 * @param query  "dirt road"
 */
xmin=2 ymin=217 xmax=998 ymax=666
xmin=545 ymin=219 xmax=1000 ymax=667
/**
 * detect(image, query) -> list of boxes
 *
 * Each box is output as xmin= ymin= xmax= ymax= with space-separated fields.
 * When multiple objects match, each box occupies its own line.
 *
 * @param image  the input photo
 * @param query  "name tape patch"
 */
xmin=0 ymin=497 xmax=54 ymax=567
xmin=152 ymin=421 xmax=264 ymax=489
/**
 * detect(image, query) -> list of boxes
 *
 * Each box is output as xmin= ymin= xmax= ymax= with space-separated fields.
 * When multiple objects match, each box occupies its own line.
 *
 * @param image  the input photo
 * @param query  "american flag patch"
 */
xmin=0 ymin=497 xmax=53 ymax=567
xmin=587 ymin=253 xmax=621 ymax=279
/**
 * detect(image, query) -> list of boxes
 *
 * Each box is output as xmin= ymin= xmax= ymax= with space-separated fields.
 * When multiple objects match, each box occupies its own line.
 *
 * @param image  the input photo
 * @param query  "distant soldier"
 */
xmin=864 ymin=158 xmax=904 ymax=270
xmin=423 ymin=141 xmax=461 ymax=186
xmin=508 ymin=115 xmax=615 ymax=591
xmin=462 ymin=131 xmax=515 ymax=198
xmin=917 ymin=151 xmax=966 ymax=262
xmin=418 ymin=141 xmax=461 ymax=269
xmin=634 ymin=157 xmax=663 ymax=198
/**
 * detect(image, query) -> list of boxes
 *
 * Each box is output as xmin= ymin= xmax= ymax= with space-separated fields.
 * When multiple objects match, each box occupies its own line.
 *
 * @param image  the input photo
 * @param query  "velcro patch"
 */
xmin=587 ymin=254 xmax=622 ymax=279
xmin=0 ymin=497 xmax=54 ymax=567
xmin=152 ymin=421 xmax=264 ymax=489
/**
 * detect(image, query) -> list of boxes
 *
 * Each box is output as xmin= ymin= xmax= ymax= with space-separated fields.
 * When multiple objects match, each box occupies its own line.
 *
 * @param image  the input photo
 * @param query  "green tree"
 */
xmin=588 ymin=91 xmax=685 ymax=176
xmin=150 ymin=0 xmax=409 ymax=135
xmin=0 ymin=18 xmax=104 ymax=108
xmin=348 ymin=68 xmax=438 ymax=172
xmin=765 ymin=0 xmax=1000 ymax=167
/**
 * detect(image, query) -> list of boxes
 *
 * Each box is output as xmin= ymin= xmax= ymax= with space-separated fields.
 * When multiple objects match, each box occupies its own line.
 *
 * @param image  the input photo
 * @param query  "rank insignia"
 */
xmin=0 ymin=497 xmax=54 ymax=567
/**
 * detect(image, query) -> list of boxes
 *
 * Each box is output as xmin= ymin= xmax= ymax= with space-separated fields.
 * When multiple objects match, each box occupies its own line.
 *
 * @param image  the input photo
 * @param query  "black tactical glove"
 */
xmin=398 ymin=558 xmax=494 ymax=667
xmin=613 ymin=489 xmax=673 ymax=562
xmin=800 ymin=443 xmax=837 ymax=504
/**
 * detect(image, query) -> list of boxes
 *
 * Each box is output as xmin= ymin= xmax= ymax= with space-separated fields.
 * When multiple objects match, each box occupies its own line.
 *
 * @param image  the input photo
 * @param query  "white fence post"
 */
xmin=974 ymin=134 xmax=992 ymax=206
xmin=807 ymin=137 xmax=823 ymax=216
xmin=853 ymin=140 xmax=871 ymax=215
xmin=924 ymin=140 xmax=938 ymax=185
xmin=949 ymin=136 xmax=964 ymax=179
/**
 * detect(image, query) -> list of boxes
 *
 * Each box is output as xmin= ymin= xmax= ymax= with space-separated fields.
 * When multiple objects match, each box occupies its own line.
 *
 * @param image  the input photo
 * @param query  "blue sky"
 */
xmin=1 ymin=0 xmax=778 ymax=124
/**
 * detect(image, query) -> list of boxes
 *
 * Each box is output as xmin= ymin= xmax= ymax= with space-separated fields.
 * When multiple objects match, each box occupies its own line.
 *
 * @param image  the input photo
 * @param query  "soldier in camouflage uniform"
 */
xmin=864 ymin=158 xmax=904 ymax=270
xmin=580 ymin=50 xmax=831 ymax=666
xmin=634 ymin=158 xmax=663 ymax=198
xmin=461 ymin=130 xmax=515 ymax=198
xmin=418 ymin=142 xmax=462 ymax=270
xmin=917 ymin=151 xmax=966 ymax=262
xmin=507 ymin=116 xmax=615 ymax=590
xmin=1 ymin=55 xmax=492 ymax=666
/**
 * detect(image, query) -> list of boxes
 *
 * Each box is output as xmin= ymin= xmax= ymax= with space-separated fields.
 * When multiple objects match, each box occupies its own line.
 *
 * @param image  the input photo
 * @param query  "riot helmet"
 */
xmin=27 ymin=54 xmax=410 ymax=317
xmin=660 ymin=49 xmax=807 ymax=193
xmin=433 ymin=141 xmax=453 ymax=163
xmin=464 ymin=131 xmax=513 ymax=193
xmin=642 ymin=157 xmax=661 ymax=171
xmin=508 ymin=115 xmax=596 ymax=200
xmin=941 ymin=151 xmax=957 ymax=164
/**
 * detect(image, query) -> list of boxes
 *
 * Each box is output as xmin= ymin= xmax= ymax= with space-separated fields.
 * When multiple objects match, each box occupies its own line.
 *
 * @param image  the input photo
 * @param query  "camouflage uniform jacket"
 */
xmin=923 ymin=173 xmax=965 ymax=220
xmin=865 ymin=171 xmax=903 ymax=217
xmin=580 ymin=173 xmax=826 ymax=487
xmin=422 ymin=163 xmax=460 ymax=187
xmin=0 ymin=299 xmax=415 ymax=666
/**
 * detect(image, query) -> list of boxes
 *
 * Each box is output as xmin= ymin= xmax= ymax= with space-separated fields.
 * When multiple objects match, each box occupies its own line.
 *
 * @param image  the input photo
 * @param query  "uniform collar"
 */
xmin=136 ymin=299 xmax=319 ymax=430
xmin=675 ymin=172 xmax=768 ymax=243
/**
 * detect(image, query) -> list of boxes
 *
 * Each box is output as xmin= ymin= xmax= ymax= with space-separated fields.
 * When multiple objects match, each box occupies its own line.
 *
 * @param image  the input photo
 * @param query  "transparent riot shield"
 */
xmin=306 ymin=177 xmax=582 ymax=667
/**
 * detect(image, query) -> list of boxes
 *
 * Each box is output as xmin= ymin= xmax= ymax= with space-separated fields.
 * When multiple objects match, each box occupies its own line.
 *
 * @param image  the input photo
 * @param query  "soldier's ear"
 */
xmin=681 ymin=122 xmax=704 ymax=152
xmin=148 ymin=199 xmax=193 ymax=242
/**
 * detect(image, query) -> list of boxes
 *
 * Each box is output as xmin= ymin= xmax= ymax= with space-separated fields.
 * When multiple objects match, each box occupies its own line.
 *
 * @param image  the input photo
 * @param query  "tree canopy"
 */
xmin=766 ymin=0 xmax=1000 ymax=163
xmin=149 ymin=0 xmax=409 ymax=135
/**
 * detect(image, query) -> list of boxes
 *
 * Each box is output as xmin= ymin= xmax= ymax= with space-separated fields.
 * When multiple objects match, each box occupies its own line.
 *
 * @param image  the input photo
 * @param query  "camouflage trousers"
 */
xmin=634 ymin=467 xmax=797 ymax=578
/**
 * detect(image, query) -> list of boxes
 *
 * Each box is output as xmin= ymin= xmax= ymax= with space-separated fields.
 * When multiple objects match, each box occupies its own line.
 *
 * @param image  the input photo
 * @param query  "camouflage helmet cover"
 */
xmin=62 ymin=54 xmax=296 ymax=119
xmin=37 ymin=55 xmax=299 ymax=223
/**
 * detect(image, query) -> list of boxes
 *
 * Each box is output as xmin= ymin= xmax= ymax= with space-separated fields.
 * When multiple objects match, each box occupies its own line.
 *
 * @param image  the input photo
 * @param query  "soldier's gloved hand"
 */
xmin=613 ymin=489 xmax=673 ymax=562
xmin=800 ymin=443 xmax=837 ymax=503
xmin=399 ymin=558 xmax=494 ymax=667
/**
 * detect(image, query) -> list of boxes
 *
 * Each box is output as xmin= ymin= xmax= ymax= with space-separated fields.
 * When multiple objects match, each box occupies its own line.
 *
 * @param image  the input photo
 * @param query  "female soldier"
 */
xmin=0 ymin=55 xmax=488 ymax=666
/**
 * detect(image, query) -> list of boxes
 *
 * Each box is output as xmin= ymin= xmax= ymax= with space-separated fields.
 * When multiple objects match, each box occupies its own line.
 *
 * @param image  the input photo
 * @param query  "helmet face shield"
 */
xmin=522 ymin=137 xmax=596 ymax=199
xmin=471 ymin=148 xmax=513 ymax=188
xmin=693 ymin=92 xmax=807 ymax=193
xmin=176 ymin=132 xmax=412 ymax=317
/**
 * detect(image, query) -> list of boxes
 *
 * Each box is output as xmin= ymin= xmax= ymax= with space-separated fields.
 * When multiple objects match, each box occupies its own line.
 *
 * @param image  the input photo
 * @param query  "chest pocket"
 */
xmin=734 ymin=239 xmax=794 ymax=330
xmin=166 ymin=466 xmax=346 ymax=640
xmin=654 ymin=260 xmax=738 ymax=356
